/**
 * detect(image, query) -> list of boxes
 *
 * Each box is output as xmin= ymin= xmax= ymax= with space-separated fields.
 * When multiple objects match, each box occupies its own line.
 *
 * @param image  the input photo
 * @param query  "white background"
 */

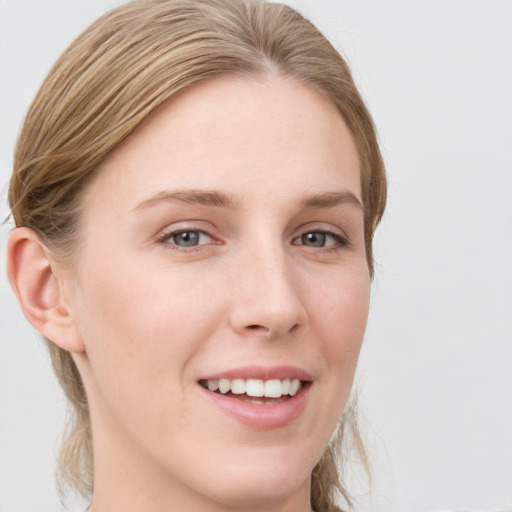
xmin=1 ymin=1 xmax=511 ymax=511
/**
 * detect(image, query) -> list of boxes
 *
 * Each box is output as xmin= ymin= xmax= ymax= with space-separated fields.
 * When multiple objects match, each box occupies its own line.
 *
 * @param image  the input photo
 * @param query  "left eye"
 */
xmin=293 ymin=231 xmax=342 ymax=248
xmin=165 ymin=230 xmax=212 ymax=247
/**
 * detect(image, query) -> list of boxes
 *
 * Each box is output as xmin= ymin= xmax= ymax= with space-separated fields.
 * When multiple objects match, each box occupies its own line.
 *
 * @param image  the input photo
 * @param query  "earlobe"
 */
xmin=7 ymin=227 xmax=85 ymax=353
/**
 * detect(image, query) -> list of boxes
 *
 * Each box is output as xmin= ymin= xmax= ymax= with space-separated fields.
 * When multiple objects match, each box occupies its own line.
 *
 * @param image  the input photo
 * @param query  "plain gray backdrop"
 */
xmin=1 ymin=1 xmax=511 ymax=511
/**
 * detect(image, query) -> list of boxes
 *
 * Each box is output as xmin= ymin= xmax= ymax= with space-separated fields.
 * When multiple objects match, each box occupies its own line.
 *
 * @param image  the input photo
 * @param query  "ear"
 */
xmin=7 ymin=227 xmax=85 ymax=353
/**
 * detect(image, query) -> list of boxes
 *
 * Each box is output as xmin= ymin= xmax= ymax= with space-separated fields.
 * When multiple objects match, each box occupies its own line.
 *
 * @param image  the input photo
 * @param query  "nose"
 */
xmin=228 ymin=246 xmax=308 ymax=339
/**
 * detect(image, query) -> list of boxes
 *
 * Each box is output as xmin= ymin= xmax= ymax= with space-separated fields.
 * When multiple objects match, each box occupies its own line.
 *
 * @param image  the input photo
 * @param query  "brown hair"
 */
xmin=8 ymin=0 xmax=386 ymax=510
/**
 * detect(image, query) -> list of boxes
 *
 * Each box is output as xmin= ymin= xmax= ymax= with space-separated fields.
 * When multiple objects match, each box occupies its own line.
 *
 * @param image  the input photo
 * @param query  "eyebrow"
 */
xmin=134 ymin=189 xmax=241 ymax=211
xmin=134 ymin=189 xmax=363 ymax=211
xmin=299 ymin=191 xmax=363 ymax=211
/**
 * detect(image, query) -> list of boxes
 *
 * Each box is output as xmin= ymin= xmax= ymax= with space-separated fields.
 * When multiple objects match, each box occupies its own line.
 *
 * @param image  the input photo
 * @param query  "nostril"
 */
xmin=289 ymin=323 xmax=300 ymax=333
xmin=246 ymin=324 xmax=268 ymax=331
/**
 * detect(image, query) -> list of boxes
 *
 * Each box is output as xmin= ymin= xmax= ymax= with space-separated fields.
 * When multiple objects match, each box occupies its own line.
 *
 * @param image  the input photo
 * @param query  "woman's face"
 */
xmin=67 ymin=75 xmax=370 ymax=510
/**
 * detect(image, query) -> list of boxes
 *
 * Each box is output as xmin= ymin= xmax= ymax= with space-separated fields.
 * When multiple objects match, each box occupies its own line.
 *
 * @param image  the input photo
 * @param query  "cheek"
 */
xmin=71 ymin=257 xmax=223 ymax=415
xmin=310 ymin=269 xmax=370 ymax=388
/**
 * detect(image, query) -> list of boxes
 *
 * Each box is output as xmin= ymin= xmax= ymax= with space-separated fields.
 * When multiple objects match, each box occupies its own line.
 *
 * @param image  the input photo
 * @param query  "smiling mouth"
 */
xmin=198 ymin=378 xmax=309 ymax=404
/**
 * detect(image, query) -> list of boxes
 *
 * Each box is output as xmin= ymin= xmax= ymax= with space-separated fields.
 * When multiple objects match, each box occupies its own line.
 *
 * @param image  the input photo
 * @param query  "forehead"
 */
xmin=85 ymin=74 xmax=361 ymax=211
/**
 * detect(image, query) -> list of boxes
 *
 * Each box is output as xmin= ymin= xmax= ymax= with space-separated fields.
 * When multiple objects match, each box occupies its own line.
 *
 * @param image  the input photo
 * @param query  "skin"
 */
xmin=9 ymin=74 xmax=370 ymax=512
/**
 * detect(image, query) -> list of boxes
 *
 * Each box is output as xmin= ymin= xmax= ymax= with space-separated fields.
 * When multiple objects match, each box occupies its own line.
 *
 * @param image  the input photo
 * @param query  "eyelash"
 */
xmin=156 ymin=227 xmax=350 ymax=252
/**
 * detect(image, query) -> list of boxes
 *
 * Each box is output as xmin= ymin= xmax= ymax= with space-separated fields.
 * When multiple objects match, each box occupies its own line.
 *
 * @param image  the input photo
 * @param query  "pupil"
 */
xmin=303 ymin=232 xmax=325 ymax=247
xmin=174 ymin=231 xmax=199 ymax=246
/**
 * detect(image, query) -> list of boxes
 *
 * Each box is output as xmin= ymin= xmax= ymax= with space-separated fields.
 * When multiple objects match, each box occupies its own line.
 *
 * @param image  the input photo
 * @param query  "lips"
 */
xmin=197 ymin=366 xmax=312 ymax=429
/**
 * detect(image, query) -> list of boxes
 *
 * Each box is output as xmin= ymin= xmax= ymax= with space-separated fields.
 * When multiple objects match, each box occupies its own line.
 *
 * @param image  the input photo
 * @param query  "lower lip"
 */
xmin=198 ymin=383 xmax=311 ymax=430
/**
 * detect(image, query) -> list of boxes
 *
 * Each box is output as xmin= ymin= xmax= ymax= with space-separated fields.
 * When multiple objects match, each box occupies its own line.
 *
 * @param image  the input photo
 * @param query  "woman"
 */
xmin=6 ymin=0 xmax=386 ymax=511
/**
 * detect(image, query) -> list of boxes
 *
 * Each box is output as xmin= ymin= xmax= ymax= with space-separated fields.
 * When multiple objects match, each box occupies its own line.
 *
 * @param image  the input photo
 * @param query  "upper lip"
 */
xmin=199 ymin=365 xmax=313 ymax=382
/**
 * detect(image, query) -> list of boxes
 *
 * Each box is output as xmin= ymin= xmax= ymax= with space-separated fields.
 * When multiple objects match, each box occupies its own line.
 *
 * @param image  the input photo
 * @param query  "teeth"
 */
xmin=205 ymin=378 xmax=302 ymax=398
xmin=289 ymin=378 xmax=300 ymax=396
xmin=207 ymin=379 xmax=219 ymax=392
xmin=264 ymin=379 xmax=282 ymax=398
xmin=218 ymin=379 xmax=230 ymax=394
xmin=246 ymin=379 xmax=264 ymax=397
xmin=231 ymin=379 xmax=246 ymax=394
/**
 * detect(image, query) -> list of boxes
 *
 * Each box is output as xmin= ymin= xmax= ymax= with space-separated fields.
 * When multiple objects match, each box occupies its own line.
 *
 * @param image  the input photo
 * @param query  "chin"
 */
xmin=205 ymin=476 xmax=309 ymax=510
xmin=194 ymin=449 xmax=314 ymax=508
